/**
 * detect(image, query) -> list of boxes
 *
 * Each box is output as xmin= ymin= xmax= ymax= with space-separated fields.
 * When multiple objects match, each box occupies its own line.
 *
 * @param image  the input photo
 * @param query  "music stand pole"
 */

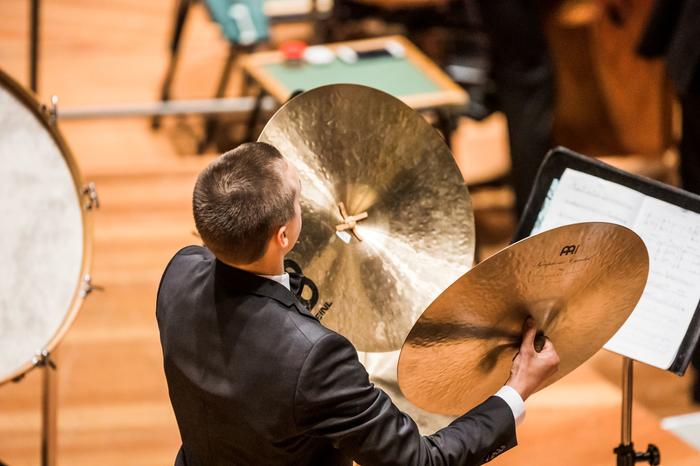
xmin=614 ymin=357 xmax=660 ymax=465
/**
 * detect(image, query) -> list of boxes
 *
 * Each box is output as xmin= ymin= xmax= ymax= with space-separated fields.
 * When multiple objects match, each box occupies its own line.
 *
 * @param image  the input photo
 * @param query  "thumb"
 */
xmin=521 ymin=318 xmax=537 ymax=352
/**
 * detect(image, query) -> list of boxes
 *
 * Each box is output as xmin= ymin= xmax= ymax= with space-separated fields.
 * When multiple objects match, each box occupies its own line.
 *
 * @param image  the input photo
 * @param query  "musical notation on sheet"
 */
xmin=532 ymin=169 xmax=700 ymax=369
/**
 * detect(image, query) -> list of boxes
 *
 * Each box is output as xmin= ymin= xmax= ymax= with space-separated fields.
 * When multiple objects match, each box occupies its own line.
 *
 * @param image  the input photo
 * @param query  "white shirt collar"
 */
xmin=257 ymin=272 xmax=291 ymax=291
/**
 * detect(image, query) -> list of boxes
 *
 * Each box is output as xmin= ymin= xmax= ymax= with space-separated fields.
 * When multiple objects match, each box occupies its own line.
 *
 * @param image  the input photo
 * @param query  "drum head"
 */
xmin=0 ymin=69 xmax=91 ymax=384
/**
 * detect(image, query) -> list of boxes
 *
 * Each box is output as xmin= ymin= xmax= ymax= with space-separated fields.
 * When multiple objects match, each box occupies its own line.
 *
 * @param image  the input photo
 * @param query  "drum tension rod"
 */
xmin=336 ymin=202 xmax=368 ymax=242
xmin=80 ymin=274 xmax=104 ymax=298
xmin=32 ymin=350 xmax=57 ymax=370
xmin=49 ymin=96 xmax=58 ymax=125
xmin=81 ymin=182 xmax=100 ymax=210
xmin=41 ymin=95 xmax=60 ymax=125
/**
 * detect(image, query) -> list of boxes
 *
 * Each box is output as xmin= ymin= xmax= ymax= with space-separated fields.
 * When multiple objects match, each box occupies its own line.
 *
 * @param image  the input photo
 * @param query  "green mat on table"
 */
xmin=263 ymin=57 xmax=442 ymax=98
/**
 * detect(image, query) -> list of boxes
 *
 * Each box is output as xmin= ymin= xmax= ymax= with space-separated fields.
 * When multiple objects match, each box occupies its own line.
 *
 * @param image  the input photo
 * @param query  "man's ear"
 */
xmin=276 ymin=225 xmax=289 ymax=249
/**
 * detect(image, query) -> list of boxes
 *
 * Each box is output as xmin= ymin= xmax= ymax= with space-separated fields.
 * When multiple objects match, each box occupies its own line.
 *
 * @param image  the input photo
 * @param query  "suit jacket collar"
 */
xmin=215 ymin=259 xmax=316 ymax=319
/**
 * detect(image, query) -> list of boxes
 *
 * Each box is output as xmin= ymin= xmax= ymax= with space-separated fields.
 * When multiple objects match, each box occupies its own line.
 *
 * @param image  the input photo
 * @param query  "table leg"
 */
xmin=153 ymin=0 xmax=193 ymax=130
xmin=244 ymin=88 xmax=267 ymax=143
xmin=198 ymin=44 xmax=241 ymax=153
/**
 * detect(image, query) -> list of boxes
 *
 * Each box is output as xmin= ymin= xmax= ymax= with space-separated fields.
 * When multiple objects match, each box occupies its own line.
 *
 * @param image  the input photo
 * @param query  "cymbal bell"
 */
xmin=398 ymin=222 xmax=649 ymax=415
xmin=258 ymin=84 xmax=475 ymax=352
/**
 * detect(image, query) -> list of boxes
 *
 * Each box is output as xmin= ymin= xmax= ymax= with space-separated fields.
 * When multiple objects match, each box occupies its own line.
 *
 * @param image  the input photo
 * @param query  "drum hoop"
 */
xmin=0 ymin=68 xmax=94 ymax=385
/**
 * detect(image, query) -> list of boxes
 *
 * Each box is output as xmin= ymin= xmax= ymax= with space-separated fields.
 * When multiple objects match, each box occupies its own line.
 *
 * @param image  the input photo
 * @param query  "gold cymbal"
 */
xmin=398 ymin=222 xmax=649 ymax=415
xmin=258 ymin=84 xmax=475 ymax=352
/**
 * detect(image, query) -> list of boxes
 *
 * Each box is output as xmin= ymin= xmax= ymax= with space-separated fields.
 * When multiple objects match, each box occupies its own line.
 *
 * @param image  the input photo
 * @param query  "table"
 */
xmin=240 ymin=35 xmax=467 ymax=110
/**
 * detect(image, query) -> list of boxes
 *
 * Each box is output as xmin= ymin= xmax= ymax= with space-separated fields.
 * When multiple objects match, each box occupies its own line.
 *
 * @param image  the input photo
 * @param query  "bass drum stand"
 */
xmin=5 ymin=351 xmax=59 ymax=466
xmin=36 ymin=351 xmax=58 ymax=466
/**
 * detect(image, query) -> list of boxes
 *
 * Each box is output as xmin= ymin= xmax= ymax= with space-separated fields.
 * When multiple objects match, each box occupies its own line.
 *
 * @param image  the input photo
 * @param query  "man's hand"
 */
xmin=506 ymin=318 xmax=560 ymax=401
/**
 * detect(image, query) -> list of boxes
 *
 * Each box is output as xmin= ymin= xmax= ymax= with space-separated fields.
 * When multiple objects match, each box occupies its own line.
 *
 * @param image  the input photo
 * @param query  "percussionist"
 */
xmin=156 ymin=142 xmax=560 ymax=465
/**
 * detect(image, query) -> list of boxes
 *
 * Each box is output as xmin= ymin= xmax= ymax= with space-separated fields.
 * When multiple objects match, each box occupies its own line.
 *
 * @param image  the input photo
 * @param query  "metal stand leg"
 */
xmin=153 ymin=0 xmax=193 ymax=129
xmin=434 ymin=108 xmax=456 ymax=149
xmin=29 ymin=0 xmax=40 ymax=92
xmin=198 ymin=45 xmax=240 ymax=153
xmin=622 ymin=357 xmax=634 ymax=446
xmin=613 ymin=357 xmax=660 ymax=466
xmin=244 ymin=89 xmax=267 ymax=143
xmin=35 ymin=351 xmax=58 ymax=466
xmin=309 ymin=0 xmax=324 ymax=44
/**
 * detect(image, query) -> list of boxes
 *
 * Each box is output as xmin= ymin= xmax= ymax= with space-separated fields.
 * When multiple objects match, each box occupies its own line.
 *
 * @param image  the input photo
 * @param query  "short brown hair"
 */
xmin=193 ymin=142 xmax=296 ymax=264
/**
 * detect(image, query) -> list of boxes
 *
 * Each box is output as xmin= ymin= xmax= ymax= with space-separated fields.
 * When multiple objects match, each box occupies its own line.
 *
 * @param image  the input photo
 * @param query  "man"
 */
xmin=474 ymin=0 xmax=555 ymax=217
xmin=637 ymin=0 xmax=700 ymax=402
xmin=157 ymin=142 xmax=560 ymax=465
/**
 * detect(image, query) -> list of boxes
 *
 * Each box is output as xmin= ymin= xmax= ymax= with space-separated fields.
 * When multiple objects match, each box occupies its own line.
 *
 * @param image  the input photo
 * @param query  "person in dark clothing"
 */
xmin=156 ymin=142 xmax=560 ymax=465
xmin=475 ymin=0 xmax=556 ymax=217
xmin=638 ymin=0 xmax=700 ymax=194
xmin=637 ymin=0 xmax=700 ymax=402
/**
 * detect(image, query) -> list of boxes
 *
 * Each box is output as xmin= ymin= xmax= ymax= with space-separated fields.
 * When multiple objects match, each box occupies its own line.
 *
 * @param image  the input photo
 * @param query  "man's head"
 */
xmin=193 ymin=142 xmax=301 ymax=267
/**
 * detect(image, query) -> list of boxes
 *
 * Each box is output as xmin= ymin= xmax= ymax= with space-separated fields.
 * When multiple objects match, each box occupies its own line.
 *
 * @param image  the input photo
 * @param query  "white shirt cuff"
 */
xmin=495 ymin=385 xmax=526 ymax=426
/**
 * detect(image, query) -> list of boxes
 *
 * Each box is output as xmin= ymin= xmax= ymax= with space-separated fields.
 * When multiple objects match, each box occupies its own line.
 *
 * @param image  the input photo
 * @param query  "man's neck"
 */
xmin=228 ymin=255 xmax=285 ymax=276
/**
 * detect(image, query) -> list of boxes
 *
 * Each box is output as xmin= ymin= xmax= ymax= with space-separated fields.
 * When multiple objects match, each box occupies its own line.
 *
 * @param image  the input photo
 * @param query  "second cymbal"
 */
xmin=398 ymin=222 xmax=649 ymax=415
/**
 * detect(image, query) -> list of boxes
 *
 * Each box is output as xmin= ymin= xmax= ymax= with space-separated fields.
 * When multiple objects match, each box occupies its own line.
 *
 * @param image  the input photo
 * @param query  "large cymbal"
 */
xmin=398 ymin=222 xmax=649 ymax=415
xmin=259 ymin=84 xmax=474 ymax=352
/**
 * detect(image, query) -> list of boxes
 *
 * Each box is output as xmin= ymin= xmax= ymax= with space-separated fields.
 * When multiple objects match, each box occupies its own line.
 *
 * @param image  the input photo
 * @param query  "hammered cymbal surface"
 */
xmin=259 ymin=84 xmax=474 ymax=352
xmin=398 ymin=222 xmax=649 ymax=415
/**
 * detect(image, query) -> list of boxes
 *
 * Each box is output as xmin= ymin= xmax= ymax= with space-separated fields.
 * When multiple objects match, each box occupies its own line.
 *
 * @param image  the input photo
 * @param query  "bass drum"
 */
xmin=0 ymin=68 xmax=93 ymax=384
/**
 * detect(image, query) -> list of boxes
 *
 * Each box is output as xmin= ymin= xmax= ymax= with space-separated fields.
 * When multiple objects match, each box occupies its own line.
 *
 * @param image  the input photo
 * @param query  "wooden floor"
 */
xmin=1 ymin=1 xmax=699 ymax=464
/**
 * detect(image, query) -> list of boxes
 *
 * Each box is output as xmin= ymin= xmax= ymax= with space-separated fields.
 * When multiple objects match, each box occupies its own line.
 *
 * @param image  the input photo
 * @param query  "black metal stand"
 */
xmin=197 ymin=44 xmax=242 ymax=153
xmin=614 ymin=443 xmax=661 ymax=466
xmin=242 ymin=87 xmax=267 ymax=143
xmin=434 ymin=108 xmax=457 ymax=149
xmin=29 ymin=0 xmax=40 ymax=92
xmin=3 ymin=338 xmax=59 ymax=466
xmin=614 ymin=358 xmax=661 ymax=466
xmin=34 ymin=351 xmax=58 ymax=466
xmin=152 ymin=0 xmax=193 ymax=129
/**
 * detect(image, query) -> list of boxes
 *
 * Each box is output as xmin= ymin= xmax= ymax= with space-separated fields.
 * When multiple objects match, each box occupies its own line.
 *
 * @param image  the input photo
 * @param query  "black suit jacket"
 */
xmin=157 ymin=246 xmax=517 ymax=466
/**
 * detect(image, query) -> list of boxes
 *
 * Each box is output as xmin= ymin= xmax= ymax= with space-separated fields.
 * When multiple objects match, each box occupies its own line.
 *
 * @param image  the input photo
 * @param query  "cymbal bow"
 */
xmin=398 ymin=222 xmax=649 ymax=415
xmin=258 ymin=84 xmax=475 ymax=352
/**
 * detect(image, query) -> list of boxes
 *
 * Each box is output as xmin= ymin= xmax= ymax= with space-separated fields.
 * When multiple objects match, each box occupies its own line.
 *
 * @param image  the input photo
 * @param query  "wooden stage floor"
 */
xmin=1 ymin=1 xmax=699 ymax=464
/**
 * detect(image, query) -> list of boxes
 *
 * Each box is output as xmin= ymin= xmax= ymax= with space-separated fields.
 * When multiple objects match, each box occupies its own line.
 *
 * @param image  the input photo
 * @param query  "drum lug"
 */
xmin=80 ymin=274 xmax=104 ymax=298
xmin=32 ymin=350 xmax=57 ymax=370
xmin=81 ymin=182 xmax=100 ymax=210
xmin=49 ymin=95 xmax=59 ymax=125
xmin=41 ymin=95 xmax=59 ymax=125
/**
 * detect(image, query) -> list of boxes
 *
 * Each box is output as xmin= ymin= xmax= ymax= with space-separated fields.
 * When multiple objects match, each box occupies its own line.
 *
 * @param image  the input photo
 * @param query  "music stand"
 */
xmin=513 ymin=147 xmax=700 ymax=465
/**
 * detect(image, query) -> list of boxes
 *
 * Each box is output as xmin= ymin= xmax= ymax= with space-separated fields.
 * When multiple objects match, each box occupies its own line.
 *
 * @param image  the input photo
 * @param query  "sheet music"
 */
xmin=532 ymin=168 xmax=700 ymax=369
xmin=623 ymin=197 xmax=700 ymax=367
xmin=533 ymin=169 xmax=644 ymax=231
